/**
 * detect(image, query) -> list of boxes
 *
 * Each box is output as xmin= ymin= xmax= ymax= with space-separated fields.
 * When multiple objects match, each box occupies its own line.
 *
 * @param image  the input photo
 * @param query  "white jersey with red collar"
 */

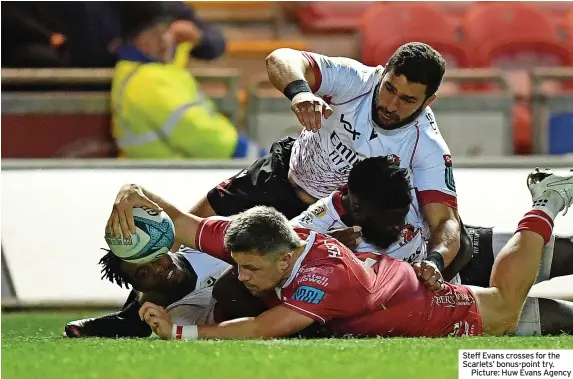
xmin=289 ymin=190 xmax=427 ymax=264
xmin=177 ymin=245 xmax=231 ymax=291
xmin=288 ymin=52 xmax=458 ymax=214
xmin=165 ymin=246 xmax=231 ymax=325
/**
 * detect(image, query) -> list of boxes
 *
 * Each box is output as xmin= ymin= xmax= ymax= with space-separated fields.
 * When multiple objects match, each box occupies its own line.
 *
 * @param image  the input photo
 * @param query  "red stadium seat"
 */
xmin=513 ymin=102 xmax=533 ymax=155
xmin=360 ymin=4 xmax=469 ymax=68
xmin=462 ymin=4 xmax=572 ymax=68
xmin=566 ymin=9 xmax=573 ymax=43
xmin=297 ymin=2 xmax=373 ymax=33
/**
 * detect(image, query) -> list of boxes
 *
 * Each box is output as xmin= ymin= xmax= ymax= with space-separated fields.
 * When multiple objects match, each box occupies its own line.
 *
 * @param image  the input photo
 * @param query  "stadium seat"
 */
xmin=226 ymin=40 xmax=309 ymax=58
xmin=548 ymin=113 xmax=573 ymax=155
xmin=297 ymin=2 xmax=373 ymax=33
xmin=513 ymin=102 xmax=533 ymax=155
xmin=566 ymin=9 xmax=573 ymax=43
xmin=189 ymin=1 xmax=275 ymax=23
xmin=360 ymin=4 xmax=469 ymax=68
xmin=461 ymin=3 xmax=572 ymax=69
xmin=461 ymin=3 xmax=572 ymax=152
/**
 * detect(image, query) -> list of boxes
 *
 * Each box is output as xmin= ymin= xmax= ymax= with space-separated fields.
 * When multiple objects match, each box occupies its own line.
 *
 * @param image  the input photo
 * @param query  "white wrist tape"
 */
xmin=171 ymin=324 xmax=198 ymax=340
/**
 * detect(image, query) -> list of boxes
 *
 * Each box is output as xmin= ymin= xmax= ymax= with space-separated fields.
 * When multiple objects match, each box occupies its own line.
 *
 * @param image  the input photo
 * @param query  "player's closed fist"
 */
xmin=139 ymin=302 xmax=173 ymax=340
xmin=412 ymin=261 xmax=444 ymax=292
xmin=291 ymin=92 xmax=333 ymax=133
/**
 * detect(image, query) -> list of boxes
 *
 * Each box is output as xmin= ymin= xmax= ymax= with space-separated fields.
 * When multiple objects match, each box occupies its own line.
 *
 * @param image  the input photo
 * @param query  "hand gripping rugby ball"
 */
xmin=105 ymin=206 xmax=175 ymax=264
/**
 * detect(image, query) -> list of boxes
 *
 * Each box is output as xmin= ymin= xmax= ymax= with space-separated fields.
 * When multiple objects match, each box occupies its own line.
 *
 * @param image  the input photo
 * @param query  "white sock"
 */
xmin=532 ymin=190 xmax=565 ymax=220
xmin=515 ymin=297 xmax=541 ymax=336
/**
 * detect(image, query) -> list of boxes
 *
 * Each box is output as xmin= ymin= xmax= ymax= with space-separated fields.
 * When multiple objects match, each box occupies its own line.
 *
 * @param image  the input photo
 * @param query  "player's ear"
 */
xmin=423 ymin=94 xmax=436 ymax=108
xmin=278 ymin=252 xmax=292 ymax=271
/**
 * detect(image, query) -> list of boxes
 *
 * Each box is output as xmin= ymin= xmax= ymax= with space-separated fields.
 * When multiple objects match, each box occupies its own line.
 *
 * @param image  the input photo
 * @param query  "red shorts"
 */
xmin=327 ymin=281 xmax=483 ymax=338
xmin=420 ymin=282 xmax=483 ymax=337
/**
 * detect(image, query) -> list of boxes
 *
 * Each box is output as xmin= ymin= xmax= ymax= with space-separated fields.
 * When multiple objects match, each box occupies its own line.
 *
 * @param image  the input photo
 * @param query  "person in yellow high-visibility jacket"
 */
xmin=111 ymin=2 xmax=261 ymax=159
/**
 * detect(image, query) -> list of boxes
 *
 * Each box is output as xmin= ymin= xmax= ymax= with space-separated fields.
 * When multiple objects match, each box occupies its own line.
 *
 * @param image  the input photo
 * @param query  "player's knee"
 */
xmin=490 ymin=309 xmax=521 ymax=336
xmin=501 ymin=297 xmax=528 ymax=334
xmin=502 ymin=313 xmax=521 ymax=335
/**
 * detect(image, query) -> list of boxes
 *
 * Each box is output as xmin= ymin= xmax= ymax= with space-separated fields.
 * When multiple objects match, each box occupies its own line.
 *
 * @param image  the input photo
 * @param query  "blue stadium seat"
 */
xmin=548 ymin=113 xmax=573 ymax=155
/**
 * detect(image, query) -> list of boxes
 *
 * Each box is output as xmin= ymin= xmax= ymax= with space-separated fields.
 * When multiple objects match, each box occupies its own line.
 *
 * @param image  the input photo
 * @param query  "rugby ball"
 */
xmin=105 ymin=207 xmax=175 ymax=264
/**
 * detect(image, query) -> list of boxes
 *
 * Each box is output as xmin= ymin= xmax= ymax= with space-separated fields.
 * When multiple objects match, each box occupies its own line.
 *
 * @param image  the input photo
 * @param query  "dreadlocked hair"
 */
xmin=99 ymin=248 xmax=133 ymax=289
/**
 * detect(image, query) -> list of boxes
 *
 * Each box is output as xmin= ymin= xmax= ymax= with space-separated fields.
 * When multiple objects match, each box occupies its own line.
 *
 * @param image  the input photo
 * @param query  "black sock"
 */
xmin=67 ymin=299 xmax=151 ymax=338
xmin=122 ymin=290 xmax=139 ymax=309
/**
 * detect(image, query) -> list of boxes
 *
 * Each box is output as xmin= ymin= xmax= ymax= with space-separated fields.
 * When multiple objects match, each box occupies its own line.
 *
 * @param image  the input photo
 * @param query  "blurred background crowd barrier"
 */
xmin=1 ymin=1 xmax=573 ymax=158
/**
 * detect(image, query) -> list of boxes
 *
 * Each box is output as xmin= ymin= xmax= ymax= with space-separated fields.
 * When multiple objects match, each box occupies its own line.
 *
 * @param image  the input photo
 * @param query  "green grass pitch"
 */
xmin=2 ymin=311 xmax=573 ymax=379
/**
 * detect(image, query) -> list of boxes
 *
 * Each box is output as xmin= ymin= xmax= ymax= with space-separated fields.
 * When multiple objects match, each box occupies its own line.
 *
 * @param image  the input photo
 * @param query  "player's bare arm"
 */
xmin=107 ymin=184 xmax=203 ymax=249
xmin=423 ymin=203 xmax=461 ymax=264
xmin=266 ymin=48 xmax=333 ymax=132
xmin=140 ymin=301 xmax=314 ymax=340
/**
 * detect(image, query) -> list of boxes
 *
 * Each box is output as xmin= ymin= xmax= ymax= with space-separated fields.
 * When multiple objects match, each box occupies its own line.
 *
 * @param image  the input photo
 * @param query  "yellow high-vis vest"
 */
xmin=111 ymin=43 xmax=238 ymax=159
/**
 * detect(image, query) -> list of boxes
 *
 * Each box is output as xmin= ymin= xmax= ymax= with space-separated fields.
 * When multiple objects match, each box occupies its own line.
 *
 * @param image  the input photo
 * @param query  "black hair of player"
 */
xmin=348 ymin=156 xmax=412 ymax=211
xmin=384 ymin=42 xmax=446 ymax=98
xmin=99 ymin=249 xmax=133 ymax=289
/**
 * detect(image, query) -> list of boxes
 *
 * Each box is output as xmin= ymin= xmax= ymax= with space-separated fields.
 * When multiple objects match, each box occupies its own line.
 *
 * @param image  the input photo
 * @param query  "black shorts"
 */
xmin=206 ymin=137 xmax=309 ymax=220
xmin=458 ymin=225 xmax=495 ymax=287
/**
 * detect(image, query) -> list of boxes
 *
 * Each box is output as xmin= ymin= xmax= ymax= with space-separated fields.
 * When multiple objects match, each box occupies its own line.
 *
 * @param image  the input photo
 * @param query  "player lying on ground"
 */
xmin=64 ymin=245 xmax=230 ymax=338
xmin=107 ymin=166 xmax=573 ymax=339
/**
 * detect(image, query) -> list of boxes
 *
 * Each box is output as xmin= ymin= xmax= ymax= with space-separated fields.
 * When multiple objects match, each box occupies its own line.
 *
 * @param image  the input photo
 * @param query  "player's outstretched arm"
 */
xmin=140 ymin=302 xmax=314 ymax=340
xmin=107 ymin=184 xmax=203 ymax=249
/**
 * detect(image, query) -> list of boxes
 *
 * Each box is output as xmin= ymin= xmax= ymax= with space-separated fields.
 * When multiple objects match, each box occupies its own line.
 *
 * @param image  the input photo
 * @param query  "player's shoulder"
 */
xmin=308 ymin=51 xmax=381 ymax=76
xmin=305 ymin=232 xmax=351 ymax=263
xmin=412 ymin=107 xmax=450 ymax=154
xmin=166 ymin=286 xmax=214 ymax=310
xmin=308 ymin=52 xmax=383 ymax=93
xmin=295 ymin=242 xmax=349 ymax=289
xmin=303 ymin=190 xmax=345 ymax=218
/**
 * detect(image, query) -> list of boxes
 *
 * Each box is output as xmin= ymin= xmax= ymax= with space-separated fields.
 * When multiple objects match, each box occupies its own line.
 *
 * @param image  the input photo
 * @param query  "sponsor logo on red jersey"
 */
xmin=291 ymin=285 xmax=325 ymax=304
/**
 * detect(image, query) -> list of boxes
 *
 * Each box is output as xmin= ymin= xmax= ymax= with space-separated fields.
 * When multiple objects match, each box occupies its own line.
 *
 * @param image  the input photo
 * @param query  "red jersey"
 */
xmin=195 ymin=217 xmax=482 ymax=337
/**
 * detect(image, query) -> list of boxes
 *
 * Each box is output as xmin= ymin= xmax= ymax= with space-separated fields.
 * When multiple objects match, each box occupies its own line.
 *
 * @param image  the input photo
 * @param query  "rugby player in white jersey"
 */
xmin=64 ymin=246 xmax=230 ymax=338
xmin=189 ymin=42 xmax=472 ymax=284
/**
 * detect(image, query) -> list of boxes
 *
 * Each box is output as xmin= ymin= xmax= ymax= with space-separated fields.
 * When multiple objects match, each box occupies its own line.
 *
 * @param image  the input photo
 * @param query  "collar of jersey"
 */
xmin=281 ymin=231 xmax=316 ymax=289
xmin=373 ymin=120 xmax=418 ymax=136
